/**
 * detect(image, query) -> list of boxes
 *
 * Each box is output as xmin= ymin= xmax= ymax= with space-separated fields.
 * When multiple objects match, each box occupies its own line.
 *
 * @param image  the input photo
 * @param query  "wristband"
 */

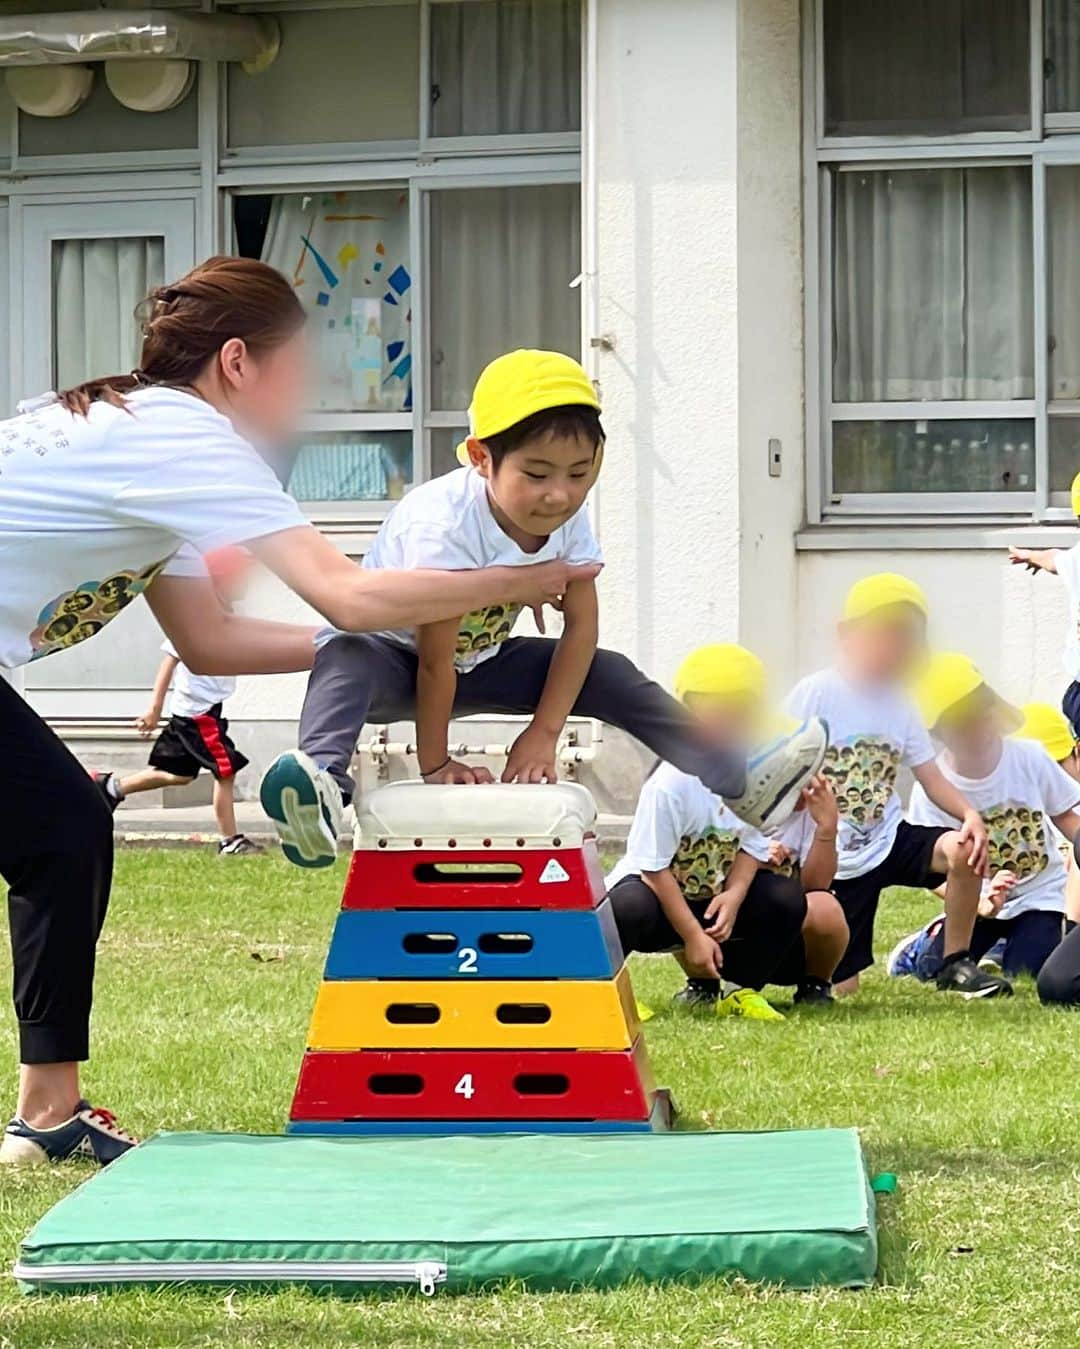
xmin=421 ymin=756 xmax=451 ymax=779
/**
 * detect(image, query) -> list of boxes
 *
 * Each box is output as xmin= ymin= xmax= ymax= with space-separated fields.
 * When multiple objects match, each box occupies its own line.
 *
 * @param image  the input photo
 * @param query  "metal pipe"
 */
xmin=0 ymin=11 xmax=280 ymax=70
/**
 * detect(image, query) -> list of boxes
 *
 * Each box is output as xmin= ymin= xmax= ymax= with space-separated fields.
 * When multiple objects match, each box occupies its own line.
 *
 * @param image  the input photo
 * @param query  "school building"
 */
xmin=2 ymin=0 xmax=1076 ymax=813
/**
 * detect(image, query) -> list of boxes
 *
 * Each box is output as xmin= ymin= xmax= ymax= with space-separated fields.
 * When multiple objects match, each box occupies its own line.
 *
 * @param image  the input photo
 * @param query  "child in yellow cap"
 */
xmin=1009 ymin=477 xmax=1080 ymax=739
xmin=886 ymin=657 xmax=1080 ymax=985
xmin=262 ymin=351 xmax=827 ymax=866
xmin=606 ymin=644 xmax=849 ymax=1016
xmin=785 ymin=577 xmax=1007 ymax=998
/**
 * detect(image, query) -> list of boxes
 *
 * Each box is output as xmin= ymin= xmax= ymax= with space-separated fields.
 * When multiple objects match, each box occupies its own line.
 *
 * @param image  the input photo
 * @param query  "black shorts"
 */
xmin=831 ymin=821 xmax=949 ymax=982
xmin=607 ymin=870 xmax=808 ymax=989
xmin=147 ymin=704 xmax=248 ymax=782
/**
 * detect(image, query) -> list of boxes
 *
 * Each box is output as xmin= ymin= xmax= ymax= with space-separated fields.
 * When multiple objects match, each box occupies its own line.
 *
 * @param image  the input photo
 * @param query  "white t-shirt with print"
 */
xmin=607 ymin=761 xmax=771 ymax=898
xmin=352 ymin=466 xmax=602 ymax=674
xmin=0 ymin=387 xmax=305 ymax=669
xmin=785 ymin=666 xmax=935 ymax=881
xmin=908 ymin=738 xmax=1080 ymax=919
xmin=1054 ymin=542 xmax=1080 ymax=681
xmin=160 ymin=638 xmax=236 ymax=719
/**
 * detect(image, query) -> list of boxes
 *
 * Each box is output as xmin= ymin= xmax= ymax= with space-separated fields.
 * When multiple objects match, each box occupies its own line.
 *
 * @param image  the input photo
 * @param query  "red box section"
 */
xmin=290 ymin=1042 xmax=655 ymax=1122
xmin=341 ymin=841 xmax=606 ymax=911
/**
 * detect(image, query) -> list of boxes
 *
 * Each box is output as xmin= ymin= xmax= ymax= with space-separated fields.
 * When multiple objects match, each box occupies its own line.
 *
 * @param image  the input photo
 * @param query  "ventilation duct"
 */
xmin=0 ymin=10 xmax=280 ymax=74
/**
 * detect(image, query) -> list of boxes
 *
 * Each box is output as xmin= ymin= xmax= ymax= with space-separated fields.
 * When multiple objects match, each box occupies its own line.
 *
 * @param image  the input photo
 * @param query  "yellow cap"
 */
xmin=915 ymin=651 xmax=1021 ymax=732
xmin=456 ymin=349 xmax=601 ymax=465
xmin=842 ymin=573 xmax=929 ymax=624
xmin=1014 ymin=702 xmax=1077 ymax=762
xmin=674 ymin=643 xmax=767 ymax=704
xmin=1071 ymin=472 xmax=1080 ymax=518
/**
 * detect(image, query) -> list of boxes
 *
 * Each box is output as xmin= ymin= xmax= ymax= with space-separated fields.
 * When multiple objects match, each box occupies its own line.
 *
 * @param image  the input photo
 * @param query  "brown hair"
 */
xmin=57 ymin=255 xmax=306 ymax=415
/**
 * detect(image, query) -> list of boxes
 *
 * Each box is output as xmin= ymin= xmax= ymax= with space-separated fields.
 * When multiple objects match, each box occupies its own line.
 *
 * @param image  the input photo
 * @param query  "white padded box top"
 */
xmin=354 ymin=781 xmax=597 ymax=849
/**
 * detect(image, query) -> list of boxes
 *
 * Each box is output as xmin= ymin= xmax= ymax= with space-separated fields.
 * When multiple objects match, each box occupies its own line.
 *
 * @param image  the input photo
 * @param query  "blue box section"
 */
xmin=285 ymin=1117 xmax=657 ymax=1136
xmin=324 ymin=900 xmax=625 ymax=981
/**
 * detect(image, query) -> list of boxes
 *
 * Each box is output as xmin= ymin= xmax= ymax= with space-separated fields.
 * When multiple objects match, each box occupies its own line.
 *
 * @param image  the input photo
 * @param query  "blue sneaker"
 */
xmin=261 ymin=750 xmax=343 ymax=869
xmin=0 ymin=1101 xmax=137 ymax=1167
xmin=886 ymin=918 xmax=944 ymax=982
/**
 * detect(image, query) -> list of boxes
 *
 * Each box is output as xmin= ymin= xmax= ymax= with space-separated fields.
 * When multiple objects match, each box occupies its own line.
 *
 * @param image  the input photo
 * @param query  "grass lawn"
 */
xmin=1 ymin=849 xmax=1080 ymax=1347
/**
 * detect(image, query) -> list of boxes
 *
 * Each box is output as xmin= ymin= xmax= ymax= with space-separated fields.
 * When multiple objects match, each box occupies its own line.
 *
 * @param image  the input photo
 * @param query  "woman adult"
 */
xmin=0 ymin=256 xmax=597 ymax=1165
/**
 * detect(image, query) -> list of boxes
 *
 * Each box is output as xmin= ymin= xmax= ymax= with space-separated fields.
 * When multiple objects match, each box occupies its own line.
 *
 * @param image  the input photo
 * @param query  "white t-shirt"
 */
xmin=1054 ymin=542 xmax=1080 ymax=681
xmin=908 ymin=738 xmax=1080 ymax=919
xmin=0 ymin=387 xmax=305 ymax=669
xmin=161 ymin=638 xmax=236 ymax=719
xmin=354 ymin=466 xmax=602 ymax=673
xmin=607 ymin=761 xmax=771 ymax=899
xmin=785 ymin=666 xmax=936 ymax=880
xmin=769 ymin=809 xmax=818 ymax=878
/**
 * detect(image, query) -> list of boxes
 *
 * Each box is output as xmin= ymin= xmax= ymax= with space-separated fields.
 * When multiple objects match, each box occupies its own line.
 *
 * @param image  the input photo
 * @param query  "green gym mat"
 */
xmin=16 ymin=1129 xmax=877 ymax=1295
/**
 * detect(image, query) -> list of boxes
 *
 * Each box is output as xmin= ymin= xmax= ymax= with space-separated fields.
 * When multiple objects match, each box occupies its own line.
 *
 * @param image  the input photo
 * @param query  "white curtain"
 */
xmin=431 ymin=0 xmax=580 ymax=137
xmin=1046 ymin=0 xmax=1080 ymax=113
xmin=824 ymin=0 xmax=1029 ymax=135
xmin=430 ymin=183 xmax=581 ymax=410
xmin=833 ymin=167 xmax=1033 ymax=403
xmin=52 ymin=237 xmax=164 ymax=391
xmin=259 ymin=189 xmax=412 ymax=413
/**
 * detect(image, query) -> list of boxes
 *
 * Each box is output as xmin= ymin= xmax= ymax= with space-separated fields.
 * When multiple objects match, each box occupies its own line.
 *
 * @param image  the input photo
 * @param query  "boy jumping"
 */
xmin=785 ymin=574 xmax=1009 ymax=998
xmin=262 ymin=350 xmax=826 ymax=867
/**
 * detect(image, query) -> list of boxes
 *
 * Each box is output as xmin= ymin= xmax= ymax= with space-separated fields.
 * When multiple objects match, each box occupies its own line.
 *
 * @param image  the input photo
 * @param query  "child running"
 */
xmin=606 ymin=645 xmax=849 ymax=1015
xmin=785 ymin=575 xmax=1009 ymax=998
xmin=261 ymin=351 xmax=826 ymax=867
xmin=92 ymin=547 xmax=261 ymax=855
xmin=887 ymin=656 xmax=1080 ymax=982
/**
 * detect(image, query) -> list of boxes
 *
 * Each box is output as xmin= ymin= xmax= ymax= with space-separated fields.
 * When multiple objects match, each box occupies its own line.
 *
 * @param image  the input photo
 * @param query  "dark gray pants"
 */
xmin=299 ymin=634 xmax=745 ymax=802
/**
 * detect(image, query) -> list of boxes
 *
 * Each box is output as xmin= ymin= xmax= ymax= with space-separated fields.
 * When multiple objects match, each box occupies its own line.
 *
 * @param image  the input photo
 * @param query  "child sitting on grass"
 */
xmin=1015 ymin=702 xmax=1080 ymax=934
xmin=887 ymin=655 xmax=1080 ymax=982
xmin=785 ymin=574 xmax=1008 ymax=999
xmin=261 ymin=350 xmax=826 ymax=868
xmin=606 ymin=644 xmax=849 ymax=1017
xmin=92 ymin=547 xmax=261 ymax=856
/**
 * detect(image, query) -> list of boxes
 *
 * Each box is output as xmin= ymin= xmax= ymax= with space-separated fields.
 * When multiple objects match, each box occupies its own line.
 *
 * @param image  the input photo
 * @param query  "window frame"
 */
xmin=804 ymin=0 xmax=1080 ymax=524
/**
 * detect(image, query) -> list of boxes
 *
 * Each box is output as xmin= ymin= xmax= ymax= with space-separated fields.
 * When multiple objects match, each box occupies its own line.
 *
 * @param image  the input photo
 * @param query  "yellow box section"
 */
xmin=307 ymin=964 xmax=640 ymax=1052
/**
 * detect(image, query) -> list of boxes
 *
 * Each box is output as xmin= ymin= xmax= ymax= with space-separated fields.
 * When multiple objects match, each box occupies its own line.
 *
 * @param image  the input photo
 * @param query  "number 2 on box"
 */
xmin=457 ymin=947 xmax=478 ymax=974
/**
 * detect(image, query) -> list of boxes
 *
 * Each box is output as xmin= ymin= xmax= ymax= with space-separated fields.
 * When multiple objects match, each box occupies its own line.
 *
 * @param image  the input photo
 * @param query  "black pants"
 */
xmin=606 ymin=871 xmax=808 ymax=989
xmin=1038 ymin=923 xmax=1080 ymax=1004
xmin=917 ymin=908 xmax=1064 ymax=981
xmin=300 ymin=634 xmax=745 ymax=803
xmin=0 ymin=676 xmax=113 ymax=1063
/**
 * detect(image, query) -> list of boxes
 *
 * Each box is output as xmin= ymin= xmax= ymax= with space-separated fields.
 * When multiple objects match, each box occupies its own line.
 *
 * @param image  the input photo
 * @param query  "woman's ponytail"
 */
xmin=56 ymin=256 xmax=305 ymax=416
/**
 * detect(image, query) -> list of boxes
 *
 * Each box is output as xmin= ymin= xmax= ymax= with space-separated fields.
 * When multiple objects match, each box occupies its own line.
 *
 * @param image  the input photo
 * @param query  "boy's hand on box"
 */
xmin=423 ymin=758 xmax=495 ymax=785
xmin=502 ymin=725 xmax=559 ymax=784
xmin=684 ymin=929 xmax=723 ymax=978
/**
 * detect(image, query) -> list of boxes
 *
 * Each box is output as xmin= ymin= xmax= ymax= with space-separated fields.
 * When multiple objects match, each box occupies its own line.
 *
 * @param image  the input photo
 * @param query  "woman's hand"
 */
xmin=507 ymin=560 xmax=602 ymax=634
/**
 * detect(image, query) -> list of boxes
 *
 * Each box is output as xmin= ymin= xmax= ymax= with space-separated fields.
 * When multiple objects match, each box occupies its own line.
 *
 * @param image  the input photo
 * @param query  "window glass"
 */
xmin=1048 ymin=166 xmax=1080 ymax=400
xmin=51 ymin=237 xmax=164 ymax=390
xmin=823 ymin=0 xmax=1030 ymax=137
xmin=833 ymin=166 xmax=1033 ymax=403
xmin=429 ymin=183 xmax=580 ymax=410
xmin=227 ymin=5 xmax=419 ymax=148
xmin=430 ymin=426 xmax=468 ymax=478
xmin=1045 ymin=0 xmax=1080 ymax=113
xmin=288 ymin=430 xmax=413 ymax=502
xmin=833 ymin=419 xmax=1035 ymax=495
xmin=430 ymin=0 xmax=580 ymax=137
xmin=1050 ymin=417 xmax=1080 ymax=496
xmin=236 ymin=189 xmax=412 ymax=414
xmin=20 ymin=72 xmax=197 ymax=156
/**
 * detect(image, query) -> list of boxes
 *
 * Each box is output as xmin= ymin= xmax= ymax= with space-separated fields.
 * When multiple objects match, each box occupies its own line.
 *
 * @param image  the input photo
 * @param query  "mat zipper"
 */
xmin=13 ymin=1258 xmax=447 ymax=1295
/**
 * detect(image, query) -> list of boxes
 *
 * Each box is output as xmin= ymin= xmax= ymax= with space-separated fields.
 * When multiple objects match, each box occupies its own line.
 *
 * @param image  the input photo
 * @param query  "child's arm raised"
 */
xmin=416 ymin=619 xmax=494 ymax=785
xmin=502 ymin=577 xmax=599 ymax=784
xmin=136 ymin=651 xmax=179 ymax=736
xmin=911 ymin=759 xmax=989 ymax=875
xmin=642 ymin=867 xmax=722 ymax=979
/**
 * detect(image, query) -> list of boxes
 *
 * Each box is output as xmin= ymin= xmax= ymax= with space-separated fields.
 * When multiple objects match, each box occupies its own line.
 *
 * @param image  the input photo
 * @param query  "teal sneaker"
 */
xmin=260 ymin=750 xmax=343 ymax=869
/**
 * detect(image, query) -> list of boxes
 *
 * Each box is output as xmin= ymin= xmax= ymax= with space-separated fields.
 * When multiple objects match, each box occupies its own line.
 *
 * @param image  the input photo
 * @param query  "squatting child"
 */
xmin=93 ymin=546 xmax=261 ymax=855
xmin=261 ymin=350 xmax=825 ymax=868
xmin=784 ymin=574 xmax=1009 ymax=998
xmin=606 ymin=644 xmax=850 ymax=1016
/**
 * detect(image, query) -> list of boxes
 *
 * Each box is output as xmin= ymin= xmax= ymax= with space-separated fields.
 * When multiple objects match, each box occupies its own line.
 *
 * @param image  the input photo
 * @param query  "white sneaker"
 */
xmin=726 ymin=717 xmax=829 ymax=831
xmin=260 ymin=751 xmax=343 ymax=869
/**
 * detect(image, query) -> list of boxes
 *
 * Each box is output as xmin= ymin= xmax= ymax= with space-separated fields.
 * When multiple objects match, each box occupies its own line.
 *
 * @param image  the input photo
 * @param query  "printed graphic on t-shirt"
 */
xmin=28 ymin=559 xmax=167 ymax=661
xmin=821 ymin=736 xmax=902 ymax=837
xmin=671 ymin=828 xmax=740 ymax=900
xmin=455 ymin=602 xmax=524 ymax=663
xmin=984 ymin=801 xmax=1050 ymax=881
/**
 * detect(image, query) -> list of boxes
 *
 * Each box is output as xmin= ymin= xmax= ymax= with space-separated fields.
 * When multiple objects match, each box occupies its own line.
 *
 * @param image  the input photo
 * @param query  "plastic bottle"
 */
xmin=1001 ymin=440 xmax=1016 ymax=491
xmin=930 ymin=440 xmax=947 ymax=491
xmin=1017 ymin=439 xmax=1033 ymax=492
